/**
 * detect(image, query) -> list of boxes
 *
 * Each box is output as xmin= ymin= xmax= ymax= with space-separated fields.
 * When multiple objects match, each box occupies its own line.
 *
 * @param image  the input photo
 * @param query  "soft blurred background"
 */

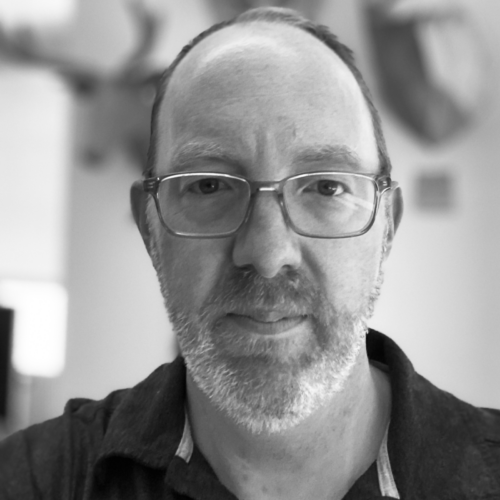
xmin=0 ymin=0 xmax=499 ymax=438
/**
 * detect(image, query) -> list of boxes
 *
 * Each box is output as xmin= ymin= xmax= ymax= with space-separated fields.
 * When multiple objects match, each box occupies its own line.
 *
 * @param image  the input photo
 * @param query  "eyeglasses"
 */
xmin=133 ymin=171 xmax=396 ymax=239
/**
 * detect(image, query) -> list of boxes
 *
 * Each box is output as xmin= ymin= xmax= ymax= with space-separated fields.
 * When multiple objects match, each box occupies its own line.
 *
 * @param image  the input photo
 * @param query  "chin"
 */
xmin=180 ymin=317 xmax=366 ymax=435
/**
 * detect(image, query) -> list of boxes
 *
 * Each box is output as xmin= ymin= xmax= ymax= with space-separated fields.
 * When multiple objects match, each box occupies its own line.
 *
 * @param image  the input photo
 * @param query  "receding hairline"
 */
xmin=146 ymin=7 xmax=391 ymax=177
xmin=164 ymin=21 xmax=354 ymax=103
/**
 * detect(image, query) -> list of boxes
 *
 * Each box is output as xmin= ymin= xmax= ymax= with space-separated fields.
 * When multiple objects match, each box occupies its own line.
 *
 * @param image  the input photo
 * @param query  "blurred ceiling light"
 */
xmin=0 ymin=0 xmax=76 ymax=27
xmin=0 ymin=280 xmax=67 ymax=378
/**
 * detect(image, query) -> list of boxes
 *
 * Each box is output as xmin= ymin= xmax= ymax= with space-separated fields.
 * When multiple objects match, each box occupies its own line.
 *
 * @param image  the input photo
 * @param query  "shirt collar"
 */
xmin=175 ymin=407 xmax=194 ymax=462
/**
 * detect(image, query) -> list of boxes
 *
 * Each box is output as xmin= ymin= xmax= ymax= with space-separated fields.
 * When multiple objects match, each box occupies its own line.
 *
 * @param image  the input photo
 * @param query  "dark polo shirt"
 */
xmin=0 ymin=330 xmax=499 ymax=499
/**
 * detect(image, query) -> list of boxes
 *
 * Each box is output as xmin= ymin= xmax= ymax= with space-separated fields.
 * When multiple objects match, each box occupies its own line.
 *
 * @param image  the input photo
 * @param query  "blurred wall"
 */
xmin=20 ymin=0 xmax=500 ymax=426
xmin=366 ymin=2 xmax=500 ymax=408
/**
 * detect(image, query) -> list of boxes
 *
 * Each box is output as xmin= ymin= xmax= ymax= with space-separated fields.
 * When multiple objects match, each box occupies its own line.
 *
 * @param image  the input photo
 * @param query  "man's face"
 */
xmin=148 ymin=23 xmax=392 ymax=433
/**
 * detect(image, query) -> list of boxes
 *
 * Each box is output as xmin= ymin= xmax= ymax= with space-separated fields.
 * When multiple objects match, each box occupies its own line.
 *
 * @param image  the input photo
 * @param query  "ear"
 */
xmin=130 ymin=181 xmax=154 ymax=252
xmin=384 ymin=184 xmax=404 ymax=257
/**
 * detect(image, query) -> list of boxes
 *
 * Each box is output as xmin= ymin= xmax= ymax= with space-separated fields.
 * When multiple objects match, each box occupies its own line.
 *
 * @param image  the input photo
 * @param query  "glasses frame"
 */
xmin=133 ymin=171 xmax=397 ymax=239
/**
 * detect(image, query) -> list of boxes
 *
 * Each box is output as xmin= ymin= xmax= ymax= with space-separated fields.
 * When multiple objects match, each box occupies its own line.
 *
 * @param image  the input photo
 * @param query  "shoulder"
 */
xmin=0 ymin=389 xmax=129 ymax=500
xmin=410 ymin=361 xmax=500 ymax=451
xmin=455 ymin=401 xmax=500 ymax=477
xmin=415 ymin=375 xmax=500 ymax=491
xmin=476 ymin=406 xmax=500 ymax=480
xmin=409 ymin=362 xmax=500 ymax=492
xmin=0 ymin=359 xmax=186 ymax=500
xmin=368 ymin=330 xmax=500 ymax=494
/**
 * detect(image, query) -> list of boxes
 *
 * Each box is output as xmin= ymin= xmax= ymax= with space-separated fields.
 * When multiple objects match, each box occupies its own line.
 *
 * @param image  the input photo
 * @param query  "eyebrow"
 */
xmin=170 ymin=141 xmax=240 ymax=171
xmin=293 ymin=144 xmax=364 ymax=171
xmin=168 ymin=142 xmax=364 ymax=173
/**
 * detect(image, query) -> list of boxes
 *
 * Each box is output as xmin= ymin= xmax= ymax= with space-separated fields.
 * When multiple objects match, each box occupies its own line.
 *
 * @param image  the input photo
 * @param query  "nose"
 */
xmin=232 ymin=192 xmax=302 ymax=278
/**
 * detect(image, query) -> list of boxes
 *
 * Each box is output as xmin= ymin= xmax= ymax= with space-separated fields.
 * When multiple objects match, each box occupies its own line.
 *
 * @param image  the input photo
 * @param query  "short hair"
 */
xmin=145 ymin=7 xmax=391 ymax=177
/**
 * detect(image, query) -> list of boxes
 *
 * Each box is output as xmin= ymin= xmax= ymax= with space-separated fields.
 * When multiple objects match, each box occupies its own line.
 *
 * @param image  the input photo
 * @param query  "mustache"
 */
xmin=199 ymin=266 xmax=325 ymax=318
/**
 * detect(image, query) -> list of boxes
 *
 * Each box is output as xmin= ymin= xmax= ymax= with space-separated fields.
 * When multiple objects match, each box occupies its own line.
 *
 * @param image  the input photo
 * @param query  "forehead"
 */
xmin=156 ymin=22 xmax=378 ymax=176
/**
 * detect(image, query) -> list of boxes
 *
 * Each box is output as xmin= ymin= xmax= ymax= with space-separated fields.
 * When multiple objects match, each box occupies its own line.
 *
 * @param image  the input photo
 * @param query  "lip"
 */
xmin=225 ymin=312 xmax=308 ymax=336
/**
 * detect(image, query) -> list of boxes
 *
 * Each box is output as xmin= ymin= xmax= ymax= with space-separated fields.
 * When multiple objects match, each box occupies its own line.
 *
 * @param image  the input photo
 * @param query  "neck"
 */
xmin=186 ymin=350 xmax=391 ymax=500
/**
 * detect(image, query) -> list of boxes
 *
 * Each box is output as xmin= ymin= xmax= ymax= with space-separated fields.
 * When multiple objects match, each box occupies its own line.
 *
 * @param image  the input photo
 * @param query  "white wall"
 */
xmin=15 ymin=0 xmax=500 ymax=426
xmin=366 ymin=3 xmax=500 ymax=408
xmin=28 ymin=152 xmax=176 ymax=426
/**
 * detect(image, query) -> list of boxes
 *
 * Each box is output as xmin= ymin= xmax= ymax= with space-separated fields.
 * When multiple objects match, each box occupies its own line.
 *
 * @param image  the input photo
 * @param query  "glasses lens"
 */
xmin=157 ymin=174 xmax=250 ymax=236
xmin=283 ymin=173 xmax=377 ymax=237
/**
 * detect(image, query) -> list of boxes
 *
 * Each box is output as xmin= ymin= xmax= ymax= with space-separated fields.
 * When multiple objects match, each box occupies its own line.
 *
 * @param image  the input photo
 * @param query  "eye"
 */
xmin=188 ymin=177 xmax=228 ymax=194
xmin=310 ymin=179 xmax=346 ymax=196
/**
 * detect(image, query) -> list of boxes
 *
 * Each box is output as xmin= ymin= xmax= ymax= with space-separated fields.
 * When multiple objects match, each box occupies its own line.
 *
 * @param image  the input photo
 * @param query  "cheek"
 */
xmin=159 ymin=235 xmax=232 ymax=311
xmin=308 ymin=231 xmax=385 ymax=309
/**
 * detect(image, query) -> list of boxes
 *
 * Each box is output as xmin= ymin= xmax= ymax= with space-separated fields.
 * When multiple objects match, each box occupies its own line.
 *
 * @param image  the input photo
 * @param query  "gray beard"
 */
xmin=154 ymin=253 xmax=386 ymax=434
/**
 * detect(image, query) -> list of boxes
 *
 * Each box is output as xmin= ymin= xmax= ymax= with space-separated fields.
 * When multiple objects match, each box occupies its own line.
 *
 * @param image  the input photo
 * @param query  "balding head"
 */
xmin=145 ymin=7 xmax=391 ymax=177
xmin=156 ymin=20 xmax=379 ymax=179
